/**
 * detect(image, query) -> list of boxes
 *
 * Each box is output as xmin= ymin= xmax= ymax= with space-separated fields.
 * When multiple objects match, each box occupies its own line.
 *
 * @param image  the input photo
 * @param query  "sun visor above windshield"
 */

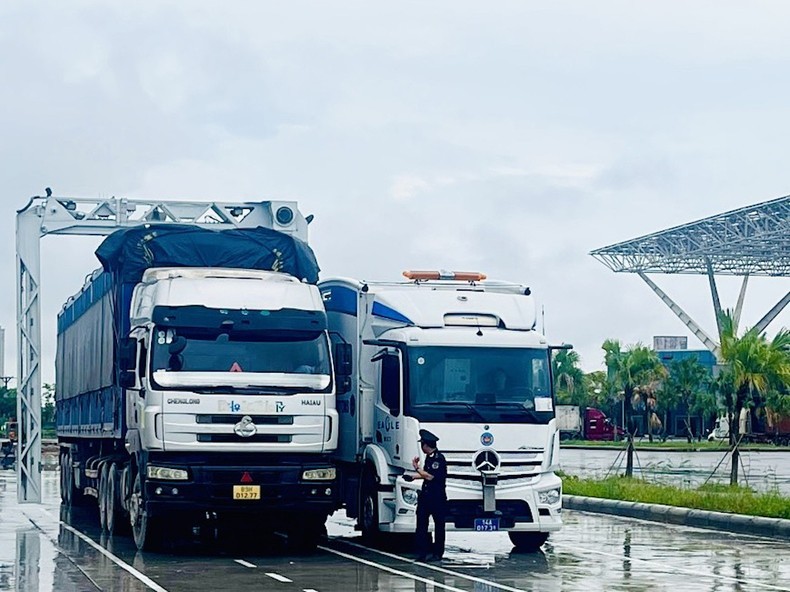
xmin=373 ymin=289 xmax=536 ymax=330
xmin=96 ymin=224 xmax=320 ymax=284
xmin=151 ymin=305 xmax=327 ymax=332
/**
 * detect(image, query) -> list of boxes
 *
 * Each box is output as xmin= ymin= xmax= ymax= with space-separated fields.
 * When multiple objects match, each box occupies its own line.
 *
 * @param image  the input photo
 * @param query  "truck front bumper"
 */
xmin=381 ymin=473 xmax=563 ymax=534
xmin=142 ymin=452 xmax=340 ymax=518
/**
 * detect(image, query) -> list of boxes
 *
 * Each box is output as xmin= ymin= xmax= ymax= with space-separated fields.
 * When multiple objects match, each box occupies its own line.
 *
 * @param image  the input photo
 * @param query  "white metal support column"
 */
xmin=754 ymin=290 xmax=790 ymax=334
xmin=637 ymin=272 xmax=721 ymax=359
xmin=732 ymin=275 xmax=749 ymax=333
xmin=16 ymin=205 xmax=43 ymax=503
xmin=15 ymin=194 xmax=308 ymax=503
xmin=705 ymin=259 xmax=724 ymax=340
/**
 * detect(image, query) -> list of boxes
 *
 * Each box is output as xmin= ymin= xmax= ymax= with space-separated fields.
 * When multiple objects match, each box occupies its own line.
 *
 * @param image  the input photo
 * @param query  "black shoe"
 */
xmin=416 ymin=555 xmax=428 ymax=562
xmin=427 ymin=554 xmax=443 ymax=562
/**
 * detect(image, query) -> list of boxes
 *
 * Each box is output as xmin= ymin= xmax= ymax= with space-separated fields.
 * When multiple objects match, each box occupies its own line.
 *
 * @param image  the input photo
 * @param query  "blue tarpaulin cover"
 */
xmin=95 ymin=224 xmax=320 ymax=284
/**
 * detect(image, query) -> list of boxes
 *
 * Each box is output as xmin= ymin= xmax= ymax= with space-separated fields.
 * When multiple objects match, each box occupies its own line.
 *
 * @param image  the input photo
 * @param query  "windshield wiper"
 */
xmin=191 ymin=386 xmax=295 ymax=395
xmin=475 ymin=401 xmax=541 ymax=421
xmin=420 ymin=401 xmax=487 ymax=422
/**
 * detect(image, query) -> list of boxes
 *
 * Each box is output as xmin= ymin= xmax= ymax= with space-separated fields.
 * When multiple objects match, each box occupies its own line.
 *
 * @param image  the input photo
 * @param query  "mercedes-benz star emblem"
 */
xmin=234 ymin=415 xmax=257 ymax=438
xmin=474 ymin=449 xmax=500 ymax=472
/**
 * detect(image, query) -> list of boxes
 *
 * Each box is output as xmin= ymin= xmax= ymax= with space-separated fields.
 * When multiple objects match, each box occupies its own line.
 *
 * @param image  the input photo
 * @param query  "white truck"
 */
xmin=320 ymin=270 xmax=565 ymax=551
xmin=57 ymin=222 xmax=349 ymax=551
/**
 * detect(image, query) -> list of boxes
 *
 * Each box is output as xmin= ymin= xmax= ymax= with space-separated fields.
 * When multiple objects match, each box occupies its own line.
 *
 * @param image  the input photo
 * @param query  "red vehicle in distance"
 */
xmin=556 ymin=405 xmax=625 ymax=441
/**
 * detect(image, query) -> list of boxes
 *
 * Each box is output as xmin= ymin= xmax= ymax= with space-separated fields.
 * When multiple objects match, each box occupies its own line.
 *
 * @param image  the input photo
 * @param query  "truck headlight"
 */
xmin=538 ymin=487 xmax=561 ymax=505
xmin=147 ymin=465 xmax=189 ymax=481
xmin=401 ymin=488 xmax=419 ymax=506
xmin=302 ymin=468 xmax=336 ymax=480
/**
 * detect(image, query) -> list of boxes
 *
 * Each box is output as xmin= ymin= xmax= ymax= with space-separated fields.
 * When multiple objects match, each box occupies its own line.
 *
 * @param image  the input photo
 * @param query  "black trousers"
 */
xmin=415 ymin=494 xmax=446 ymax=557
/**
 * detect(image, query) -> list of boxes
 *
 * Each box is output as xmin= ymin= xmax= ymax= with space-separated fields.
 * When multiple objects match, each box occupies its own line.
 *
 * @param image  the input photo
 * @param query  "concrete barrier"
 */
xmin=563 ymin=494 xmax=790 ymax=541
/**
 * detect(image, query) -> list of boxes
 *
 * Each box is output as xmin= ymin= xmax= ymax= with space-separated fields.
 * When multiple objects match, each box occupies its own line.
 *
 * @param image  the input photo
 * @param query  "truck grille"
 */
xmin=443 ymin=450 xmax=543 ymax=477
xmin=196 ymin=434 xmax=292 ymax=443
xmin=196 ymin=415 xmax=294 ymax=425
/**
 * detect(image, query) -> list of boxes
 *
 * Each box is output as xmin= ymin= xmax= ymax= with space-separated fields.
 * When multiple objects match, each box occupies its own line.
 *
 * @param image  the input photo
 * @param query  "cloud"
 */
xmin=1 ymin=1 xmax=790 ymax=380
xmin=390 ymin=175 xmax=430 ymax=202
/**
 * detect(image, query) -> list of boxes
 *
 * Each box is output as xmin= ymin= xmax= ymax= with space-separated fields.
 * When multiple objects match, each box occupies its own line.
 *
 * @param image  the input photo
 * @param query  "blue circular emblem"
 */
xmin=481 ymin=432 xmax=494 ymax=446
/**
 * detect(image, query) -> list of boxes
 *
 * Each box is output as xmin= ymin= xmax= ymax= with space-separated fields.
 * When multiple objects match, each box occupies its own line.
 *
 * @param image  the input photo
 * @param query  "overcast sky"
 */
xmin=1 ymin=1 xmax=789 ymax=381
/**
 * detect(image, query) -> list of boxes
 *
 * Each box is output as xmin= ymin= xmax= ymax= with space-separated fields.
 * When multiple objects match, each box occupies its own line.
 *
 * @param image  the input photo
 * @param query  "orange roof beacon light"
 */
xmin=403 ymin=270 xmax=487 ymax=282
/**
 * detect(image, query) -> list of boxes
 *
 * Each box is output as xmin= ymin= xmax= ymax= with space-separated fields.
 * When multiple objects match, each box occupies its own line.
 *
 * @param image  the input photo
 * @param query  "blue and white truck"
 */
xmin=57 ymin=223 xmax=349 ymax=550
xmin=320 ymin=271 xmax=565 ymax=551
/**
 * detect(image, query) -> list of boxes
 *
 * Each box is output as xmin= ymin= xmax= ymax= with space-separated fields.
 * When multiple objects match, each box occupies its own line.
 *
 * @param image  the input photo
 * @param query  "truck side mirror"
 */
xmin=118 ymin=338 xmax=137 ymax=371
xmin=381 ymin=355 xmax=401 ymax=416
xmin=332 ymin=340 xmax=353 ymax=395
xmin=334 ymin=343 xmax=352 ymax=376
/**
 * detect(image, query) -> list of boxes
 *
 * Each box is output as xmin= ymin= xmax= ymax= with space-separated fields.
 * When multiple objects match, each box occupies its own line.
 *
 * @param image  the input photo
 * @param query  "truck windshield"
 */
xmin=150 ymin=327 xmax=331 ymax=392
xmin=406 ymin=346 xmax=553 ymax=424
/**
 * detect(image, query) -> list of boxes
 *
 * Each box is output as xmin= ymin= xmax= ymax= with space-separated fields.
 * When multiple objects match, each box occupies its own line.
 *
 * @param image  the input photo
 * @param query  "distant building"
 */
xmin=653 ymin=335 xmax=688 ymax=351
xmin=655 ymin=348 xmax=716 ymax=374
xmin=653 ymin=338 xmax=717 ymax=438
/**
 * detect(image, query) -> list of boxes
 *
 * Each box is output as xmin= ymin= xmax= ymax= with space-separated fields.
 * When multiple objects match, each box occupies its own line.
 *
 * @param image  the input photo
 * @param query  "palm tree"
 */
xmin=603 ymin=340 xmax=667 ymax=442
xmin=717 ymin=311 xmax=790 ymax=484
xmin=662 ymin=357 xmax=710 ymax=442
xmin=552 ymin=349 xmax=585 ymax=406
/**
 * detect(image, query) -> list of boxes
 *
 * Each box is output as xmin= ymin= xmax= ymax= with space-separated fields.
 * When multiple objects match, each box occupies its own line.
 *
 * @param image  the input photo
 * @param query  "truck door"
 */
xmin=373 ymin=350 xmax=404 ymax=465
xmin=124 ymin=335 xmax=147 ymax=431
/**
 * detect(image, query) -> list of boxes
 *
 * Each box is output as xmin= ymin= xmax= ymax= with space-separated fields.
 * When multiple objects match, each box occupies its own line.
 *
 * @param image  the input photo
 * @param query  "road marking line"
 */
xmin=318 ymin=545 xmax=468 ymax=592
xmin=303 ymin=589 xmax=320 ymax=592
xmin=332 ymin=539 xmax=528 ymax=592
xmin=265 ymin=573 xmax=293 ymax=583
xmin=57 ymin=522 xmax=169 ymax=592
xmin=235 ymin=559 xmax=257 ymax=568
xmin=551 ymin=542 xmax=789 ymax=591
xmin=24 ymin=513 xmax=103 ymax=591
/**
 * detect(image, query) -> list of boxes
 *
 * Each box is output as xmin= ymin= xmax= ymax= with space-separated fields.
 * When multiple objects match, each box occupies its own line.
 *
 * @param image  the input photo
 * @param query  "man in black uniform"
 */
xmin=408 ymin=429 xmax=447 ymax=562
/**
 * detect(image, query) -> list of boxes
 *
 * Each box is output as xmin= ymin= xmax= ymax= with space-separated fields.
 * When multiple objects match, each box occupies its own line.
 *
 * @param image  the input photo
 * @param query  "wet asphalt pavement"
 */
xmin=2 ymin=471 xmax=789 ymax=592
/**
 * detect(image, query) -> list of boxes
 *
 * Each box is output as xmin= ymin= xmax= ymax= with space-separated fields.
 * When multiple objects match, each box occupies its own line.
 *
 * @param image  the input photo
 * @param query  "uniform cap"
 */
xmin=418 ymin=429 xmax=439 ymax=444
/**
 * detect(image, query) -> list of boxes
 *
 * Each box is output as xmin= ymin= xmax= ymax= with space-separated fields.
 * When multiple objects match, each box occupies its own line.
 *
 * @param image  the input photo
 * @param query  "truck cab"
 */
xmin=320 ymin=271 xmax=564 ymax=551
xmin=57 ymin=223 xmax=346 ymax=551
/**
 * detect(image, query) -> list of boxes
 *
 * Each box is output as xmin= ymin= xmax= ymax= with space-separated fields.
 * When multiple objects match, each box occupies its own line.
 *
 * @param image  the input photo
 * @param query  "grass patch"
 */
xmin=561 ymin=473 xmax=790 ymax=520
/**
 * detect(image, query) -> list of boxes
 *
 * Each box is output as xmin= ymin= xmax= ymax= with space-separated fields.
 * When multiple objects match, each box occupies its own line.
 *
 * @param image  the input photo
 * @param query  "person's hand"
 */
xmin=412 ymin=456 xmax=420 ymax=470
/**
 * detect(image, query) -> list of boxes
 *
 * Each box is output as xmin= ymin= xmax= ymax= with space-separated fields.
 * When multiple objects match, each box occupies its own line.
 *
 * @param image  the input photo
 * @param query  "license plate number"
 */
xmin=474 ymin=518 xmax=500 ymax=531
xmin=233 ymin=485 xmax=261 ymax=500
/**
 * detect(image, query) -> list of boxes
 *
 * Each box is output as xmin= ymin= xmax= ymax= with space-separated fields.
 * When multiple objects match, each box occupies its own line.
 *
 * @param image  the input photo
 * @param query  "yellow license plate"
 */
xmin=233 ymin=485 xmax=261 ymax=500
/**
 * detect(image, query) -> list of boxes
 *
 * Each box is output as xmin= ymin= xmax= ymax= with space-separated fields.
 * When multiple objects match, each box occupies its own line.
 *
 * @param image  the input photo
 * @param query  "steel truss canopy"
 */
xmin=590 ymin=194 xmax=790 ymax=277
xmin=16 ymin=192 xmax=308 ymax=503
xmin=590 ymin=195 xmax=790 ymax=360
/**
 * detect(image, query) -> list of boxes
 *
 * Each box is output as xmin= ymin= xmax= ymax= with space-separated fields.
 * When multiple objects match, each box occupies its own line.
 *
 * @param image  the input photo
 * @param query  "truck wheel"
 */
xmin=130 ymin=472 xmax=162 ymax=551
xmin=106 ymin=463 xmax=124 ymax=534
xmin=60 ymin=452 xmax=70 ymax=504
xmin=62 ymin=449 xmax=89 ymax=507
xmin=508 ymin=531 xmax=549 ymax=552
xmin=98 ymin=464 xmax=109 ymax=531
xmin=360 ymin=476 xmax=380 ymax=543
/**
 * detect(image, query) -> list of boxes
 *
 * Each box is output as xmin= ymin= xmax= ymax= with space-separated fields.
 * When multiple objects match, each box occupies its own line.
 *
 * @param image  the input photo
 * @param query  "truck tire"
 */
xmin=508 ymin=531 xmax=549 ymax=552
xmin=98 ymin=464 xmax=110 ymax=531
xmin=59 ymin=451 xmax=69 ymax=504
xmin=360 ymin=473 xmax=381 ymax=543
xmin=106 ymin=463 xmax=125 ymax=534
xmin=61 ymin=448 xmax=89 ymax=507
xmin=130 ymin=472 xmax=162 ymax=551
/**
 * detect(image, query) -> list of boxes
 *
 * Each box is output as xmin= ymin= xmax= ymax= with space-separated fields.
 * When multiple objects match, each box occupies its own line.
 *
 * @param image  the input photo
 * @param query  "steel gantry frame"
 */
xmin=16 ymin=192 xmax=308 ymax=502
xmin=590 ymin=194 xmax=790 ymax=359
